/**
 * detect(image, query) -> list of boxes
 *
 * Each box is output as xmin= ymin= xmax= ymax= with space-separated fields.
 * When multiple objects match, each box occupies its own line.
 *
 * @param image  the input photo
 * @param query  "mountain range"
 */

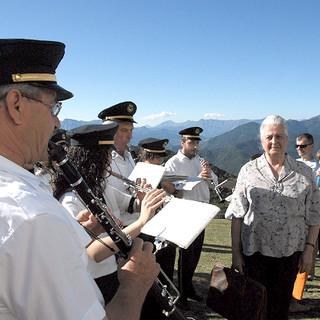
xmin=61 ymin=115 xmax=320 ymax=176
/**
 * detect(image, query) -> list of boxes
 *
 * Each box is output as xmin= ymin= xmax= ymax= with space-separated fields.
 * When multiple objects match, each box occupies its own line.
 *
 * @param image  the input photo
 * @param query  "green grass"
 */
xmin=172 ymin=218 xmax=320 ymax=320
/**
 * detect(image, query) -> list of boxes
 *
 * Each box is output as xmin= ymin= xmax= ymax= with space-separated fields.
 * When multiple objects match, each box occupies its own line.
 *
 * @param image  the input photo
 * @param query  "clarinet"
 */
xmin=48 ymin=141 xmax=192 ymax=320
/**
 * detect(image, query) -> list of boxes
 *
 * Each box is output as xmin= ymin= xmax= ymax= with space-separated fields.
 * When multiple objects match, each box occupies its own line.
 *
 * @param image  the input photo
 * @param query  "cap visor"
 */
xmin=30 ymin=82 xmax=73 ymax=101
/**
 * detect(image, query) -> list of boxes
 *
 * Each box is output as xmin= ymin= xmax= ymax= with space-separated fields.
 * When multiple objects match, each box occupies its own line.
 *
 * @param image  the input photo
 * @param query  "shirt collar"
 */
xmin=258 ymin=153 xmax=296 ymax=181
xmin=0 ymin=155 xmax=45 ymax=189
xmin=177 ymin=149 xmax=197 ymax=161
xmin=112 ymin=149 xmax=130 ymax=160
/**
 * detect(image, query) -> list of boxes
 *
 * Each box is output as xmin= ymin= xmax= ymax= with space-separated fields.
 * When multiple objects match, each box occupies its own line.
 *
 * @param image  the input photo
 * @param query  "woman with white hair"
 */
xmin=228 ymin=115 xmax=320 ymax=319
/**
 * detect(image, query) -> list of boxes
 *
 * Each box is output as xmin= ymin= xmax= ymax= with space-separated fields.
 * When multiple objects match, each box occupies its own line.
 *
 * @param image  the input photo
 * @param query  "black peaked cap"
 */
xmin=179 ymin=127 xmax=203 ymax=141
xmin=67 ymin=123 xmax=118 ymax=148
xmin=138 ymin=138 xmax=169 ymax=156
xmin=0 ymin=39 xmax=73 ymax=101
xmin=98 ymin=101 xmax=137 ymax=123
xmin=50 ymin=129 xmax=69 ymax=146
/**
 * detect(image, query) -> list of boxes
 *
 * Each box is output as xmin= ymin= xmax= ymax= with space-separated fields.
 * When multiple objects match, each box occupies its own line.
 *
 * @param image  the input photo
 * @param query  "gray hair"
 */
xmin=0 ymin=84 xmax=43 ymax=101
xmin=259 ymin=115 xmax=288 ymax=138
xmin=102 ymin=119 xmax=119 ymax=125
xmin=296 ymin=133 xmax=314 ymax=144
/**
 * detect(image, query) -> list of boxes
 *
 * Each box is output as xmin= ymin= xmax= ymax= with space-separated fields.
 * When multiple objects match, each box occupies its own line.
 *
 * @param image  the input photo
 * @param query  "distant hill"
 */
xmin=199 ymin=138 xmax=262 ymax=175
xmin=199 ymin=121 xmax=260 ymax=150
xmin=60 ymin=118 xmax=260 ymax=148
xmin=287 ymin=116 xmax=320 ymax=135
xmin=60 ymin=116 xmax=320 ymax=176
xmin=61 ymin=118 xmax=100 ymax=130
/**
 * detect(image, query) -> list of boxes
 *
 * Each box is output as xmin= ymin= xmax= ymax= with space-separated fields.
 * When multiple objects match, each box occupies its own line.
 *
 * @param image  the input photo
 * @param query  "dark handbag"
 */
xmin=206 ymin=264 xmax=267 ymax=320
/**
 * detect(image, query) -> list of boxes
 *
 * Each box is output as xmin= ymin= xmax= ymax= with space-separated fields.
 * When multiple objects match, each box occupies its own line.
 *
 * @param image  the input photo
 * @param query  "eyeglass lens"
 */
xmin=295 ymin=144 xmax=309 ymax=149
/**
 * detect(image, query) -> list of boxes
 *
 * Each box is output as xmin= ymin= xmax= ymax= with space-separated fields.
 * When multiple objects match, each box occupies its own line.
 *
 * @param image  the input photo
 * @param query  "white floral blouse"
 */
xmin=228 ymin=154 xmax=320 ymax=258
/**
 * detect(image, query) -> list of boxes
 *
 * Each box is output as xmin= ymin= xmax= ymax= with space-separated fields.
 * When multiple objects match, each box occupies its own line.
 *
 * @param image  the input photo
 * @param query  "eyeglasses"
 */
xmin=295 ymin=143 xmax=312 ymax=149
xmin=22 ymin=94 xmax=62 ymax=116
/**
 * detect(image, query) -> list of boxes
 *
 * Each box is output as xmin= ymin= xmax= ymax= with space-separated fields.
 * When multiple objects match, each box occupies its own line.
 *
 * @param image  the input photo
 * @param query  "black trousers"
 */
xmin=178 ymin=229 xmax=205 ymax=298
xmin=243 ymin=251 xmax=301 ymax=320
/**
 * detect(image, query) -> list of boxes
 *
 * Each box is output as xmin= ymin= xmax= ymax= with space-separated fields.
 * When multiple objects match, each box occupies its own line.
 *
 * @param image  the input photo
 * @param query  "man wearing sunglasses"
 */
xmin=290 ymin=132 xmax=320 ymax=313
xmin=296 ymin=133 xmax=320 ymax=174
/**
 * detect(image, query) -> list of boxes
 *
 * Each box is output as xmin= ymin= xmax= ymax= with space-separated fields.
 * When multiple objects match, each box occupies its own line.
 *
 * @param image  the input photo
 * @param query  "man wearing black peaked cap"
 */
xmin=0 ymin=39 xmax=159 ymax=320
xmin=98 ymin=101 xmax=139 ymax=226
xmin=54 ymin=124 xmax=165 ymax=307
xmin=138 ymin=138 xmax=169 ymax=164
xmin=165 ymin=126 xmax=218 ymax=310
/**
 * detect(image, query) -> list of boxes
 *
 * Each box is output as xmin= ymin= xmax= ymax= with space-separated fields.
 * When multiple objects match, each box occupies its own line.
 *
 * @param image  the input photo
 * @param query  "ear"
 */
xmin=5 ymin=89 xmax=24 ymax=125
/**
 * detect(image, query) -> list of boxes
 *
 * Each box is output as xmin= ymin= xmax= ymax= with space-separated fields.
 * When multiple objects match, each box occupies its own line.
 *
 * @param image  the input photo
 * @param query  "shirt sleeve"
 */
xmin=108 ymin=185 xmax=132 ymax=212
xmin=226 ymin=165 xmax=249 ymax=219
xmin=0 ymin=214 xmax=106 ymax=320
xmin=59 ymin=192 xmax=85 ymax=218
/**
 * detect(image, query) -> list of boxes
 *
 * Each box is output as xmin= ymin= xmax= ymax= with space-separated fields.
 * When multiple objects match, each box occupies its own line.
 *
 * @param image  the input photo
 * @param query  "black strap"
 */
xmin=128 ymin=196 xmax=135 ymax=214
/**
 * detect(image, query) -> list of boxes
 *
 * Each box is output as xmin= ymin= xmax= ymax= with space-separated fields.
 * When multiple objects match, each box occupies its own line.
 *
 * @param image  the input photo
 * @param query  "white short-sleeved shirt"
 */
xmin=107 ymin=150 xmax=140 ymax=225
xmin=228 ymin=154 xmax=320 ymax=258
xmin=297 ymin=158 xmax=320 ymax=178
xmin=165 ymin=150 xmax=218 ymax=204
xmin=59 ymin=183 xmax=132 ymax=279
xmin=0 ymin=156 xmax=105 ymax=319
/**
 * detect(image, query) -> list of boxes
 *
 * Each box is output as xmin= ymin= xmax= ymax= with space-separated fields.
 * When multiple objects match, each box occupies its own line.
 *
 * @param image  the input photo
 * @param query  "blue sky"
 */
xmin=1 ymin=1 xmax=320 ymax=126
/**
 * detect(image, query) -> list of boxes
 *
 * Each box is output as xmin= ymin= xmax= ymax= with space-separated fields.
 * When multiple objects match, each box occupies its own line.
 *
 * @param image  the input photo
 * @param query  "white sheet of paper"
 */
xmin=182 ymin=177 xmax=202 ymax=190
xmin=128 ymin=162 xmax=166 ymax=189
xmin=141 ymin=197 xmax=220 ymax=249
xmin=174 ymin=177 xmax=203 ymax=191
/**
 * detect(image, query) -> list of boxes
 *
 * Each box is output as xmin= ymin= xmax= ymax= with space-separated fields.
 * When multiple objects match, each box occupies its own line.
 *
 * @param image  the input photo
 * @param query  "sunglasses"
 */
xmin=295 ymin=143 xmax=312 ymax=149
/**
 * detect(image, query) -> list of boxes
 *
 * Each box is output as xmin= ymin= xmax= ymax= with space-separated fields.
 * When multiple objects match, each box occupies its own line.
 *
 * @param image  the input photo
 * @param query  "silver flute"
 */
xmin=110 ymin=170 xmax=173 ymax=203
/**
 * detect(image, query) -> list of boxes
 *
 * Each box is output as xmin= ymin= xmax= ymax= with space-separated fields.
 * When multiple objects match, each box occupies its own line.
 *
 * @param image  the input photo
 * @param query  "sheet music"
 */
xmin=141 ymin=197 xmax=220 ymax=249
xmin=128 ymin=162 xmax=166 ymax=189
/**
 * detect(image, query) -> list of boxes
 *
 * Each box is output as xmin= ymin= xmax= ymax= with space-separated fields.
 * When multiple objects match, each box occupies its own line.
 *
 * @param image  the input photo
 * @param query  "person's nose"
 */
xmin=271 ymin=136 xmax=278 ymax=144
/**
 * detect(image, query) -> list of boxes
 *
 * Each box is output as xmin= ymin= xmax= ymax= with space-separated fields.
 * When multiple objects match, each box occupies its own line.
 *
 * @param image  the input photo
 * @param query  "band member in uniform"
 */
xmin=165 ymin=127 xmax=218 ymax=310
xmin=0 ymin=38 xmax=159 ymax=320
xmin=98 ymin=102 xmax=139 ymax=226
xmin=138 ymin=137 xmax=177 ymax=281
xmin=138 ymin=138 xmax=180 ymax=320
xmin=54 ymin=124 xmax=166 ymax=305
